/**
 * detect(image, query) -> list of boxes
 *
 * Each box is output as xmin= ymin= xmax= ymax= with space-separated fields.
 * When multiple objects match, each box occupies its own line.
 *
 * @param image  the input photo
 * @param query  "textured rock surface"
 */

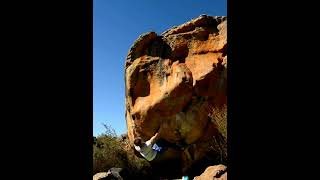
xmin=93 ymin=168 xmax=128 ymax=180
xmin=193 ymin=165 xmax=227 ymax=180
xmin=125 ymin=15 xmax=227 ymax=169
xmin=93 ymin=172 xmax=110 ymax=180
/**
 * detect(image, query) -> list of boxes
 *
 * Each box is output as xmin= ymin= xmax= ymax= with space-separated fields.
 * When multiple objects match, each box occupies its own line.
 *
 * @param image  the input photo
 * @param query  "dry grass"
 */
xmin=209 ymin=105 xmax=227 ymax=140
xmin=208 ymin=105 xmax=227 ymax=164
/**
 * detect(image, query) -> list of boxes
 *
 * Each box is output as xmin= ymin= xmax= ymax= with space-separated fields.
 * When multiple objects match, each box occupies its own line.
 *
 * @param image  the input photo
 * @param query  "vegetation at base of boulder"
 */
xmin=185 ymin=105 xmax=227 ymax=178
xmin=93 ymin=124 xmax=153 ymax=179
xmin=208 ymin=104 xmax=227 ymax=165
xmin=93 ymin=104 xmax=228 ymax=178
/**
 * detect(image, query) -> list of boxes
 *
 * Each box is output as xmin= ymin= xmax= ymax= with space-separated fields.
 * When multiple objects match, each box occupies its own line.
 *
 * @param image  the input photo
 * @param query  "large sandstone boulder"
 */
xmin=193 ymin=165 xmax=227 ymax=180
xmin=125 ymin=15 xmax=227 ymax=170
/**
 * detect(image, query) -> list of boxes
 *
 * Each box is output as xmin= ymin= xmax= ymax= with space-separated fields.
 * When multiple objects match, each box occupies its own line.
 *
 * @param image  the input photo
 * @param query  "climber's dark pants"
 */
xmin=150 ymin=147 xmax=183 ymax=178
xmin=155 ymin=139 xmax=187 ymax=153
xmin=153 ymin=140 xmax=195 ymax=177
xmin=150 ymin=139 xmax=189 ymax=177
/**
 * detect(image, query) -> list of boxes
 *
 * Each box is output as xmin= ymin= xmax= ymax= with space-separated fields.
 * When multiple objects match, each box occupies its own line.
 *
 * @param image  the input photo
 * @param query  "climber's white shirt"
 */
xmin=134 ymin=140 xmax=157 ymax=161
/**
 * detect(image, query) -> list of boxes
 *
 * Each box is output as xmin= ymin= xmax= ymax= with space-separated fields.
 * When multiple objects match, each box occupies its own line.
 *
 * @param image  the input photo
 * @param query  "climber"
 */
xmin=134 ymin=127 xmax=192 ymax=162
xmin=134 ymin=127 xmax=194 ymax=179
xmin=133 ymin=126 xmax=163 ymax=162
xmin=133 ymin=125 xmax=185 ymax=162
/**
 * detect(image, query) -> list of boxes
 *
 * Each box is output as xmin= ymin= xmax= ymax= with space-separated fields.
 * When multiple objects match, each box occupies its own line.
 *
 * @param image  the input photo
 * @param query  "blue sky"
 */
xmin=93 ymin=0 xmax=227 ymax=136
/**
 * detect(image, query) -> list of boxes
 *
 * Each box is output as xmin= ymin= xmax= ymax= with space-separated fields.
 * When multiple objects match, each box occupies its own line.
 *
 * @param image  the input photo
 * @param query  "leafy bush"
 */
xmin=93 ymin=124 xmax=154 ymax=179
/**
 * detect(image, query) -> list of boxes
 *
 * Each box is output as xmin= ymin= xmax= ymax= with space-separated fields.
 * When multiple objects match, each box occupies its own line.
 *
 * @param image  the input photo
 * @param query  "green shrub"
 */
xmin=93 ymin=124 xmax=153 ymax=179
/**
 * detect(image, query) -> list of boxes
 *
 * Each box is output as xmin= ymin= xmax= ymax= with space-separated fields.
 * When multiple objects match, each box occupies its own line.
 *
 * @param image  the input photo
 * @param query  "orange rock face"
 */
xmin=125 ymin=15 xmax=227 ymax=168
xmin=193 ymin=165 xmax=227 ymax=180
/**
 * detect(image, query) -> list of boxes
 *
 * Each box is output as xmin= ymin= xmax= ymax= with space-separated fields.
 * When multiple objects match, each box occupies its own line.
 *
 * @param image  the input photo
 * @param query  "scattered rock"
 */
xmin=93 ymin=172 xmax=111 ymax=180
xmin=193 ymin=165 xmax=227 ymax=180
xmin=93 ymin=168 xmax=129 ymax=180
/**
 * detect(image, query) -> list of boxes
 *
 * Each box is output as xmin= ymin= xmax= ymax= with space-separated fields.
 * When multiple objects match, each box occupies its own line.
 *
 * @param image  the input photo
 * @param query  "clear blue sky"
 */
xmin=93 ymin=0 xmax=227 ymax=136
